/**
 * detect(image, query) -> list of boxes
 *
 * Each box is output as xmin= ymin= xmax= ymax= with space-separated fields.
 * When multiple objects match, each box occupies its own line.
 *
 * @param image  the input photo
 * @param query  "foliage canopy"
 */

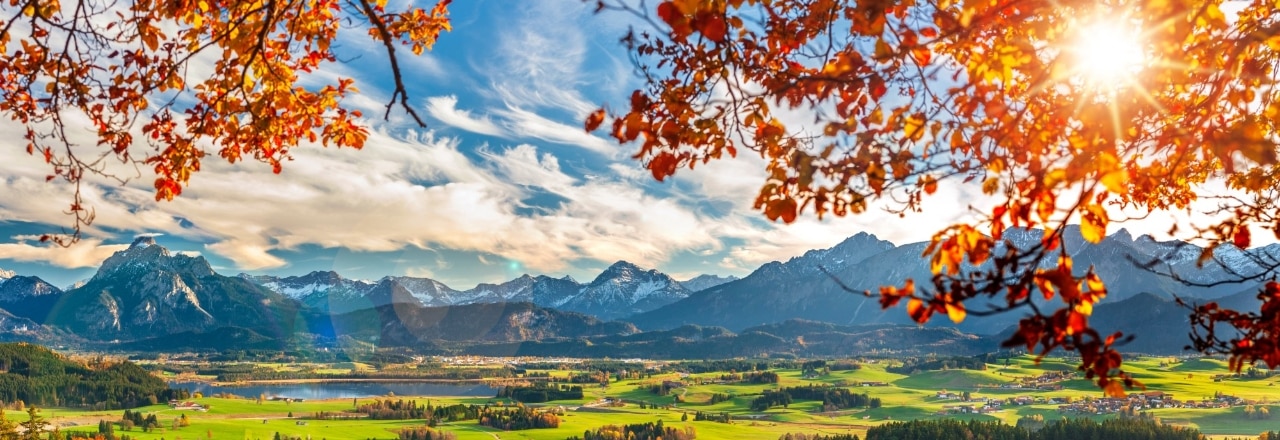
xmin=0 ymin=0 xmax=450 ymax=241
xmin=588 ymin=0 xmax=1280 ymax=394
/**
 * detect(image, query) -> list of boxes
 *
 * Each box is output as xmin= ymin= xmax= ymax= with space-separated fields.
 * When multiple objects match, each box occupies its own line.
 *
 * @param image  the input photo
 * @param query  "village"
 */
xmin=932 ymin=370 xmax=1254 ymax=416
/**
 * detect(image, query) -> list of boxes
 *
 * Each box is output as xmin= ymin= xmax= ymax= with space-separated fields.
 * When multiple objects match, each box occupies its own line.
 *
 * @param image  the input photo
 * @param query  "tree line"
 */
xmin=496 ymin=384 xmax=583 ymax=403
xmin=566 ymin=420 xmax=696 ymax=440
xmin=778 ymin=434 xmax=860 ymax=440
xmin=397 ymin=426 xmax=456 ymax=440
xmin=476 ymin=406 xmax=559 ymax=431
xmin=885 ymin=356 xmax=989 ymax=374
xmin=866 ymin=418 xmax=1202 ymax=440
xmin=750 ymin=386 xmax=880 ymax=412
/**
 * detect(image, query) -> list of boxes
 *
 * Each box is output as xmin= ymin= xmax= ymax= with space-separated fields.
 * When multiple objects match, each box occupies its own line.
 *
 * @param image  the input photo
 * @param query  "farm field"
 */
xmin=30 ymin=356 xmax=1280 ymax=440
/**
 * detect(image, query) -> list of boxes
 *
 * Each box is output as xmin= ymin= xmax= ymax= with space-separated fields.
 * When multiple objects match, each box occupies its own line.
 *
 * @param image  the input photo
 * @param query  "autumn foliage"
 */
xmin=0 ymin=0 xmax=450 ymax=241
xmin=591 ymin=0 xmax=1280 ymax=394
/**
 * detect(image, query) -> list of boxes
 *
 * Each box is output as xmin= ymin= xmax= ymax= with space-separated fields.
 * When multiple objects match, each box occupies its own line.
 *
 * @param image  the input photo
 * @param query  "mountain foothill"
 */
xmin=0 ymin=227 xmax=1270 ymax=357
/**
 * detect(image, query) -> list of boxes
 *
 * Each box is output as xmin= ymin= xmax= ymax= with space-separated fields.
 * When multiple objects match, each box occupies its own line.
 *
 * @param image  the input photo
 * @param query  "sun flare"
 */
xmin=1071 ymin=19 xmax=1147 ymax=88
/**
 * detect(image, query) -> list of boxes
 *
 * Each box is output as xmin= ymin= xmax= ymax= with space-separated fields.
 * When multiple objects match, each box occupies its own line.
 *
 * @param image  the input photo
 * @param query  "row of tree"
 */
xmin=495 ymin=384 xmax=583 ymax=403
xmin=355 ymin=399 xmax=433 ymax=420
xmin=866 ymin=418 xmax=1201 ymax=440
xmin=750 ymin=386 xmax=880 ymax=412
xmin=885 ymin=356 xmax=989 ymax=374
xmin=475 ymin=407 xmax=559 ymax=431
xmin=118 ymin=410 xmax=161 ymax=432
xmin=566 ymin=421 xmax=696 ymax=440
xmin=779 ymin=434 xmax=860 ymax=440
xmin=689 ymin=411 xmax=730 ymax=423
xmin=397 ymin=426 xmax=456 ymax=440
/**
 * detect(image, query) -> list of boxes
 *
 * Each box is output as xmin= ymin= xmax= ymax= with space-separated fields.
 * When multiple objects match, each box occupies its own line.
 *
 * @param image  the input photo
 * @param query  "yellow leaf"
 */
xmin=1081 ymin=204 xmax=1108 ymax=243
xmin=868 ymin=107 xmax=883 ymax=125
xmin=1074 ymin=300 xmax=1093 ymax=316
xmin=903 ymin=113 xmax=926 ymax=141
xmin=1100 ymin=169 xmax=1127 ymax=194
xmin=946 ymin=301 xmax=966 ymax=324
xmin=982 ymin=177 xmax=999 ymax=195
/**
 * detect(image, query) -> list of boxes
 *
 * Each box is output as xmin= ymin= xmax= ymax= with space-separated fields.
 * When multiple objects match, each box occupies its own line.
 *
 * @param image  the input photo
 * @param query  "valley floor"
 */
xmin=31 ymin=356 xmax=1280 ymax=440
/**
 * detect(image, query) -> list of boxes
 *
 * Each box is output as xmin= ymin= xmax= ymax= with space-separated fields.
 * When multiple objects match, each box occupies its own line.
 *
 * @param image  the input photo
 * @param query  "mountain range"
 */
xmin=238 ymin=259 xmax=700 ymax=320
xmin=0 ymin=227 xmax=1274 ymax=355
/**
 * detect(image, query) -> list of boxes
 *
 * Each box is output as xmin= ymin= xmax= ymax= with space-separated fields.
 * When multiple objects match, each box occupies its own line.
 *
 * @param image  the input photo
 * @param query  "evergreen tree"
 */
xmin=20 ymin=408 xmax=47 ymax=440
xmin=0 ymin=409 xmax=18 ymax=440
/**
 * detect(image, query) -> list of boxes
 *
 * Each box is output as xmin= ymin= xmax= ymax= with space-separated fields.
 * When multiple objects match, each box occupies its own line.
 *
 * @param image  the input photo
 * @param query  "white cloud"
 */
xmin=205 ymin=239 xmax=288 ymax=270
xmin=496 ymin=106 xmax=617 ymax=156
xmin=425 ymin=95 xmax=506 ymax=137
xmin=0 ymin=239 xmax=128 ymax=269
xmin=0 ymin=128 xmax=706 ymax=274
xmin=489 ymin=2 xmax=597 ymax=116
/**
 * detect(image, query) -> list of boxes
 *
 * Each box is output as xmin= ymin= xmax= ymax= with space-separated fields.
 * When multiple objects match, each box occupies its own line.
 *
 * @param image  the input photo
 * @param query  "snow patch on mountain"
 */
xmin=679 ymin=274 xmax=740 ymax=292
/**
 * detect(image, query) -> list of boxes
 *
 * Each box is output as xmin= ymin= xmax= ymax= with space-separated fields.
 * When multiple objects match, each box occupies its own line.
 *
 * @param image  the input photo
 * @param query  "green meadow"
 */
xmin=34 ymin=356 xmax=1280 ymax=440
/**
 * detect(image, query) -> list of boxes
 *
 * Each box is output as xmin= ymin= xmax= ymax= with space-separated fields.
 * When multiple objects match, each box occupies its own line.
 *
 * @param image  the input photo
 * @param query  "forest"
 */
xmin=0 ymin=344 xmax=185 ymax=409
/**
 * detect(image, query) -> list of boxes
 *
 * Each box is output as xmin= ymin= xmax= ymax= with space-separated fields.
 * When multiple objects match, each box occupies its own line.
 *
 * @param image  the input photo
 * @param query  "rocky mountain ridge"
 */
xmin=629 ymin=226 xmax=1278 ymax=336
xmin=240 ymin=260 xmax=697 ymax=320
xmin=0 ymin=228 xmax=1273 ymax=356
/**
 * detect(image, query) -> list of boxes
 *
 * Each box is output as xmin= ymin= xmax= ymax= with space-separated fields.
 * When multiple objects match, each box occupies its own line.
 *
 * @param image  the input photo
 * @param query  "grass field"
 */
xmin=29 ymin=356 xmax=1280 ymax=440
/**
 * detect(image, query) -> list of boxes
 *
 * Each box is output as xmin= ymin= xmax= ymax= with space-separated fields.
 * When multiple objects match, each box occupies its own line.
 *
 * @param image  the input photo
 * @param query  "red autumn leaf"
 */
xmin=1234 ymin=226 xmax=1251 ymax=249
xmin=649 ymin=152 xmax=679 ymax=181
xmin=696 ymin=13 xmax=727 ymax=42
xmin=656 ymin=1 xmax=679 ymax=25
xmin=584 ymin=109 xmax=606 ymax=132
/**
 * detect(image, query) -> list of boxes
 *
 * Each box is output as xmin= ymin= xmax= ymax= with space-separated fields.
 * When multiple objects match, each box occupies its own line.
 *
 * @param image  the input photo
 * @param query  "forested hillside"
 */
xmin=0 ymin=343 xmax=186 ymax=409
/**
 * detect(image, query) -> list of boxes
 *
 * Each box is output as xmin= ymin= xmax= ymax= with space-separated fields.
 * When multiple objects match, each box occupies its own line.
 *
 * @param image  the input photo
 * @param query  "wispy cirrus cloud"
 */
xmin=489 ymin=2 xmax=598 ymax=116
xmin=425 ymin=95 xmax=507 ymax=137
xmin=494 ymin=106 xmax=617 ymax=156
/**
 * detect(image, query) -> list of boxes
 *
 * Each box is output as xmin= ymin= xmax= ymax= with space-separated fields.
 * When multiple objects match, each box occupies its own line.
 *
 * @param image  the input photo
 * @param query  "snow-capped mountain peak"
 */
xmin=92 ymin=236 xmax=213 ymax=281
xmin=679 ymin=274 xmax=740 ymax=292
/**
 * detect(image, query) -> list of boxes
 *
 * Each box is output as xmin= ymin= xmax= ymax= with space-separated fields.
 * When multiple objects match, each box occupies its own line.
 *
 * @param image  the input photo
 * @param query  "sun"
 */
xmin=1069 ymin=19 xmax=1147 ymax=89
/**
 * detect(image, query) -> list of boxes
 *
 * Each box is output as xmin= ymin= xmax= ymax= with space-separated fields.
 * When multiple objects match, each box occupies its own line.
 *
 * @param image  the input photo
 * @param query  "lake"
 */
xmin=168 ymin=381 xmax=500 ymax=400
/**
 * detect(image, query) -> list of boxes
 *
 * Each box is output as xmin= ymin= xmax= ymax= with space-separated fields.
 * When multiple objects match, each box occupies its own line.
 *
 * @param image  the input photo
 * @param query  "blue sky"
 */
xmin=0 ymin=0 xmax=1209 ymax=290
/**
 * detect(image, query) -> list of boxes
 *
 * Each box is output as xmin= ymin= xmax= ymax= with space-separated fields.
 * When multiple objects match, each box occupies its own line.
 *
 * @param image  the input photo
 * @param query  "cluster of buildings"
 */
xmin=1056 ymin=391 xmax=1246 ymax=414
xmin=990 ymin=371 xmax=1074 ymax=390
xmin=168 ymin=400 xmax=209 ymax=411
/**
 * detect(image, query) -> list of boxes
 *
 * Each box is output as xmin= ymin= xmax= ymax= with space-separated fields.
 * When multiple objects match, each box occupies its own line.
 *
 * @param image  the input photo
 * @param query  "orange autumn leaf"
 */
xmin=585 ymin=109 xmax=607 ymax=132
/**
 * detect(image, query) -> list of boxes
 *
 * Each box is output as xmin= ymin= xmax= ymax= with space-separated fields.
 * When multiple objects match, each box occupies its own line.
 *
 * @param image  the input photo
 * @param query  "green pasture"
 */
xmin=32 ymin=355 xmax=1280 ymax=440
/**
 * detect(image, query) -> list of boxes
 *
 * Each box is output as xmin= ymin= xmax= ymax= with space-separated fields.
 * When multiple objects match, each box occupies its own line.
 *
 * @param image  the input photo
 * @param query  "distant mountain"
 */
xmin=629 ymin=228 xmax=1274 ymax=335
xmin=244 ymin=261 xmax=691 ymax=320
xmin=385 ymin=276 xmax=464 ymax=306
xmin=451 ymin=320 xmax=994 ymax=359
xmin=0 ymin=308 xmax=49 ymax=339
xmin=42 ymin=236 xmax=304 ymax=340
xmin=399 ymin=261 xmax=691 ymax=320
xmin=117 ymin=326 xmax=284 ymax=352
xmin=0 ymin=275 xmax=64 ymax=323
xmin=679 ymin=274 xmax=740 ymax=292
xmin=328 ymin=301 xmax=640 ymax=347
xmin=0 ymin=267 xmax=14 ymax=280
xmin=560 ymin=261 xmax=691 ymax=319
xmin=240 ymin=271 xmax=430 ymax=314
xmin=628 ymin=232 xmax=898 ymax=331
